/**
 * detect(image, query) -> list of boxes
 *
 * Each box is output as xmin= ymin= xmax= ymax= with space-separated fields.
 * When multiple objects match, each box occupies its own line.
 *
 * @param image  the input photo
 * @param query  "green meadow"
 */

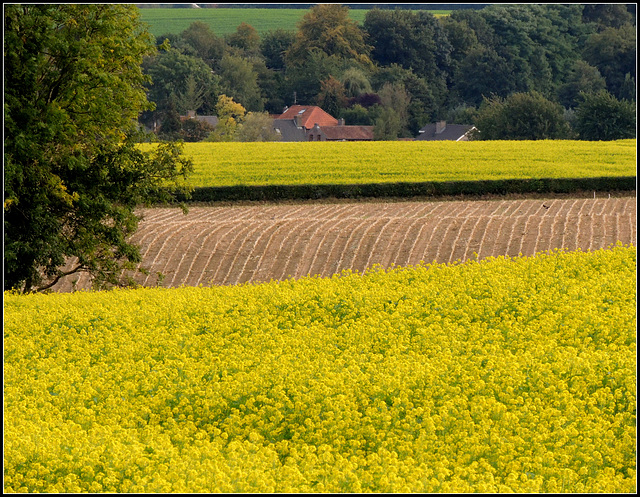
xmin=137 ymin=7 xmax=451 ymax=38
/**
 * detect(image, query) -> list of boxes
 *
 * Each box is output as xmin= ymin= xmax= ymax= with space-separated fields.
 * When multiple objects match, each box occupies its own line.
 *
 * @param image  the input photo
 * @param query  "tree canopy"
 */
xmin=4 ymin=4 xmax=193 ymax=293
xmin=137 ymin=4 xmax=635 ymax=141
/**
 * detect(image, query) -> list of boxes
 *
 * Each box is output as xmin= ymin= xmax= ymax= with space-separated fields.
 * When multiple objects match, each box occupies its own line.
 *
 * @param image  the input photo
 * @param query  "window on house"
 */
xmin=309 ymin=135 xmax=314 ymax=141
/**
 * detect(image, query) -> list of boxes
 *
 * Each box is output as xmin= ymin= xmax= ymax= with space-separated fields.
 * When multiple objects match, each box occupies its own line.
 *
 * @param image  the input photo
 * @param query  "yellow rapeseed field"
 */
xmin=139 ymin=139 xmax=637 ymax=188
xmin=4 ymin=245 xmax=636 ymax=493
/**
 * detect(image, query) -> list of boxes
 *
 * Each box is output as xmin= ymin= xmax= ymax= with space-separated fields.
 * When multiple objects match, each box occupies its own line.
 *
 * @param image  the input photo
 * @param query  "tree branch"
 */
xmin=35 ymin=263 xmax=88 ymax=292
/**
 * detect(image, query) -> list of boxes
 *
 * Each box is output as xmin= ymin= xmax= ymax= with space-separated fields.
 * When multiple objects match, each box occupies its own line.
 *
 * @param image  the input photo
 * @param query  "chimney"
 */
xmin=187 ymin=110 xmax=196 ymax=119
xmin=338 ymin=118 xmax=345 ymax=126
xmin=435 ymin=120 xmax=446 ymax=134
xmin=294 ymin=114 xmax=302 ymax=127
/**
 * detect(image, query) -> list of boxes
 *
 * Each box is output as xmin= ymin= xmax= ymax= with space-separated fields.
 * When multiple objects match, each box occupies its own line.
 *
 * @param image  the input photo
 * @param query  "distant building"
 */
xmin=273 ymin=105 xmax=374 ymax=142
xmin=415 ymin=121 xmax=476 ymax=141
xmin=181 ymin=110 xmax=218 ymax=128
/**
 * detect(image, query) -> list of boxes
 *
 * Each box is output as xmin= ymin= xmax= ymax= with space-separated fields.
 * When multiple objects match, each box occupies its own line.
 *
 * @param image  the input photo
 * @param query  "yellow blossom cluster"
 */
xmin=4 ymin=245 xmax=636 ymax=493
xmin=139 ymin=139 xmax=637 ymax=188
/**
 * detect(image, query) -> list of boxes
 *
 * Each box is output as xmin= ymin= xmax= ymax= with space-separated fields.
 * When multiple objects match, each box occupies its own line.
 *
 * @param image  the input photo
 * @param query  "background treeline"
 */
xmin=138 ymin=4 xmax=636 ymax=142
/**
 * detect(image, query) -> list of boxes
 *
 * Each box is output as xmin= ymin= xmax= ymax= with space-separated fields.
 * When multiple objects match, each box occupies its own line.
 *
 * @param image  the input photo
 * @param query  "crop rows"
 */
xmin=52 ymin=196 xmax=636 ymax=292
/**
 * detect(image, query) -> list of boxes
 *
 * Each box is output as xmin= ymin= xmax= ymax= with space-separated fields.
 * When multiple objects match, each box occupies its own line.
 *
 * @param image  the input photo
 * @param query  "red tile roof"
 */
xmin=277 ymin=105 xmax=338 ymax=129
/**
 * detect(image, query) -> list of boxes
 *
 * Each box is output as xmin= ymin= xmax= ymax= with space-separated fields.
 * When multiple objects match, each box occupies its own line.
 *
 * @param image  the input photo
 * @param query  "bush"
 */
xmin=474 ymin=91 xmax=572 ymax=140
xmin=573 ymin=90 xmax=636 ymax=141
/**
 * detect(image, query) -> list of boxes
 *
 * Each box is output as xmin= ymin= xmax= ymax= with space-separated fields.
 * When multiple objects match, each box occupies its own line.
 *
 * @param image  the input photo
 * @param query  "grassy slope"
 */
xmin=136 ymin=7 xmax=449 ymax=38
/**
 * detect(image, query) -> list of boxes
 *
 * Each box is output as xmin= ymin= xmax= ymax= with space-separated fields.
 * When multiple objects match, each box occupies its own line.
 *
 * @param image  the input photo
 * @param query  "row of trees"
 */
xmin=140 ymin=4 xmax=636 ymax=141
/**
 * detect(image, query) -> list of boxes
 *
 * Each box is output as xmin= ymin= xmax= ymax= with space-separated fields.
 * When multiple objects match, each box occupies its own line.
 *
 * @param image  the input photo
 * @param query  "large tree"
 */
xmin=285 ymin=4 xmax=372 ymax=68
xmin=4 ymin=4 xmax=193 ymax=293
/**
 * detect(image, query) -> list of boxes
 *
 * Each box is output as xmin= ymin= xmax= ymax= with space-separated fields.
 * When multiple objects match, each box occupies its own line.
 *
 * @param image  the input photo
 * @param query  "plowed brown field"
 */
xmin=53 ymin=195 xmax=636 ymax=292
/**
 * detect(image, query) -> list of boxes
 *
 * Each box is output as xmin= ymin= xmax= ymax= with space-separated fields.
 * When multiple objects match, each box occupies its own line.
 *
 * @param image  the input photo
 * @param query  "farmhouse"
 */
xmin=415 ymin=121 xmax=476 ymax=141
xmin=181 ymin=110 xmax=218 ymax=128
xmin=273 ymin=105 xmax=374 ymax=141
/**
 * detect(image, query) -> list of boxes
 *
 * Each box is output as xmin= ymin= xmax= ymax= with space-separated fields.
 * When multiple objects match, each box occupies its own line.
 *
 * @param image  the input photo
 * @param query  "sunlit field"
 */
xmin=4 ymin=245 xmax=636 ymax=492
xmin=138 ymin=139 xmax=636 ymax=188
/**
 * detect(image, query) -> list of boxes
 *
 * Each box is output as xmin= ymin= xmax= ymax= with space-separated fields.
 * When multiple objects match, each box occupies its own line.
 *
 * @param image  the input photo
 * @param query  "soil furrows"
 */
xmin=170 ymin=224 xmax=235 ymax=287
xmin=324 ymin=218 xmax=379 ymax=278
xmin=226 ymin=221 xmax=286 ymax=285
xmin=365 ymin=218 xmax=415 ymax=270
xmin=517 ymin=203 xmax=549 ymax=257
xmin=48 ymin=196 xmax=637 ymax=291
xmin=274 ymin=220 xmax=337 ymax=283
xmin=277 ymin=220 xmax=327 ymax=282
xmin=448 ymin=216 xmax=479 ymax=264
xmin=243 ymin=221 xmax=290 ymax=283
xmin=460 ymin=216 xmax=492 ymax=262
xmin=138 ymin=221 xmax=195 ymax=286
xmin=214 ymin=222 xmax=272 ymax=286
xmin=350 ymin=217 xmax=399 ymax=273
xmin=302 ymin=218 xmax=358 ymax=278
xmin=190 ymin=225 xmax=241 ymax=287
xmin=156 ymin=223 xmax=216 ymax=287
xmin=548 ymin=199 xmax=575 ymax=251
xmin=424 ymin=216 xmax=458 ymax=264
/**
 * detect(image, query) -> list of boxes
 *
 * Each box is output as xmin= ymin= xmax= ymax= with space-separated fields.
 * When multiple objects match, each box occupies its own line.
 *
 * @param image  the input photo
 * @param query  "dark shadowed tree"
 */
xmin=316 ymin=76 xmax=348 ymax=117
xmin=363 ymin=8 xmax=451 ymax=88
xmin=473 ymin=91 xmax=572 ymax=140
xmin=557 ymin=60 xmax=607 ymax=109
xmin=573 ymin=90 xmax=636 ymax=141
xmin=582 ymin=24 xmax=636 ymax=100
xmin=4 ymin=4 xmax=193 ymax=292
xmin=260 ymin=28 xmax=296 ymax=72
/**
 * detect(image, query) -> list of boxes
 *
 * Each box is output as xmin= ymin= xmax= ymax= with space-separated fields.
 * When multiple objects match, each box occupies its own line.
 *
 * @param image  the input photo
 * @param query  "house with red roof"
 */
xmin=273 ymin=105 xmax=374 ymax=142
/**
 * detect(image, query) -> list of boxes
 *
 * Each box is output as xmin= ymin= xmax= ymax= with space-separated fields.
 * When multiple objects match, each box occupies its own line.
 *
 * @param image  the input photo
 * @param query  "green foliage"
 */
xmin=225 ymin=22 xmax=261 ymax=56
xmin=135 ymin=5 xmax=634 ymax=141
xmin=178 ymin=21 xmax=226 ymax=67
xmin=364 ymin=9 xmax=451 ymax=85
xmin=142 ymin=48 xmax=221 ymax=119
xmin=4 ymin=4 xmax=193 ymax=293
xmin=339 ymin=104 xmax=374 ymax=126
xmin=375 ymin=82 xmax=412 ymax=139
xmin=260 ymin=28 xmax=296 ymax=72
xmin=573 ymin=90 xmax=636 ymax=141
xmin=206 ymin=94 xmax=246 ymax=142
xmin=237 ymin=112 xmax=282 ymax=142
xmin=285 ymin=4 xmax=372 ymax=68
xmin=316 ymin=76 xmax=348 ymax=117
xmin=340 ymin=66 xmax=373 ymax=98
xmin=474 ymin=91 xmax=572 ymax=140
xmin=582 ymin=24 xmax=636 ymax=100
xmin=557 ymin=60 xmax=607 ymax=109
xmin=218 ymin=54 xmax=265 ymax=112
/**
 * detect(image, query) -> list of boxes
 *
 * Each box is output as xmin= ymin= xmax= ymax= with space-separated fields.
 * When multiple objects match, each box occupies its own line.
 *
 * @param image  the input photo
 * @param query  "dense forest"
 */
xmin=139 ymin=4 xmax=636 ymax=141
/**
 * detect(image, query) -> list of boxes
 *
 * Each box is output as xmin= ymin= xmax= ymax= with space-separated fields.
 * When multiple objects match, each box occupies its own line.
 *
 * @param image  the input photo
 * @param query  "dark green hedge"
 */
xmin=172 ymin=176 xmax=636 ymax=203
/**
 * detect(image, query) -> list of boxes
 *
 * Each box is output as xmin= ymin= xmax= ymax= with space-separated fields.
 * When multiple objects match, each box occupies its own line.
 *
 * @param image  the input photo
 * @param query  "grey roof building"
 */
xmin=416 ymin=121 xmax=476 ymax=141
